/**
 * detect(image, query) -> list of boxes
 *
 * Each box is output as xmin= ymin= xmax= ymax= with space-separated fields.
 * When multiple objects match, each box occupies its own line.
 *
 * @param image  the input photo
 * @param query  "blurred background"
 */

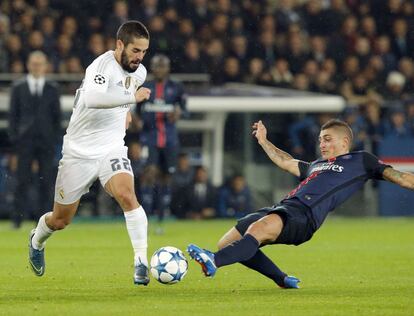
xmin=0 ymin=0 xmax=414 ymax=226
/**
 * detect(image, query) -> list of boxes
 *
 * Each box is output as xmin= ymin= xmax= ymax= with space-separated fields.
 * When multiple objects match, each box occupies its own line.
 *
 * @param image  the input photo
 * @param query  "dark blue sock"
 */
xmin=241 ymin=250 xmax=287 ymax=286
xmin=214 ymin=234 xmax=259 ymax=267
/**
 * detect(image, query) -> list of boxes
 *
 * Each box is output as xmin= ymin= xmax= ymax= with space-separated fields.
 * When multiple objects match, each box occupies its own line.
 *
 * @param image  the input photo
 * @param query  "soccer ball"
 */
xmin=150 ymin=246 xmax=188 ymax=284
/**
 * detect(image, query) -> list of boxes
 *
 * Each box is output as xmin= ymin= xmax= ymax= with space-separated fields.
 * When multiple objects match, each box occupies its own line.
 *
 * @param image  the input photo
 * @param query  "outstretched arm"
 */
xmin=383 ymin=167 xmax=414 ymax=190
xmin=252 ymin=120 xmax=301 ymax=177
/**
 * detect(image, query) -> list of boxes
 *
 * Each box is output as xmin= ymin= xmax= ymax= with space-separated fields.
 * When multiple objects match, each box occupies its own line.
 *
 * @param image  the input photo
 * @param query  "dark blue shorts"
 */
xmin=235 ymin=199 xmax=316 ymax=246
xmin=147 ymin=146 xmax=177 ymax=174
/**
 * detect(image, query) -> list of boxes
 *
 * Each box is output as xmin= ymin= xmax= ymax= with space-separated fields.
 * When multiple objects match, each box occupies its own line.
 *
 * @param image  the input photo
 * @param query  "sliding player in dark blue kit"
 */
xmin=187 ymin=119 xmax=414 ymax=288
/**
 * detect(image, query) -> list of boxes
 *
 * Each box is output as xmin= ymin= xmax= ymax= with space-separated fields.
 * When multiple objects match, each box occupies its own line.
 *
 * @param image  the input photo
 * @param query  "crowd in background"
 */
xmin=1 ymin=0 xmax=414 ymax=221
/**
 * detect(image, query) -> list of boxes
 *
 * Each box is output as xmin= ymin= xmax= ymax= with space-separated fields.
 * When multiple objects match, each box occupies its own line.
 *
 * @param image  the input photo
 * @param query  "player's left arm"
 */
xmin=382 ymin=167 xmax=414 ymax=190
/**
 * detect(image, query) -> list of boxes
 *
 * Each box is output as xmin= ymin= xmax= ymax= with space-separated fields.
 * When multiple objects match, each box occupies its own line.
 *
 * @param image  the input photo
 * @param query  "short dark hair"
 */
xmin=116 ymin=20 xmax=149 ymax=45
xmin=321 ymin=119 xmax=353 ymax=145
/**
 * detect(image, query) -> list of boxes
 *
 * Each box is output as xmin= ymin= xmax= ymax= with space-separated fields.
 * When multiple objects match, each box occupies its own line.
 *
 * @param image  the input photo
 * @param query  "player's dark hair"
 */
xmin=321 ymin=119 xmax=354 ymax=145
xmin=116 ymin=20 xmax=149 ymax=45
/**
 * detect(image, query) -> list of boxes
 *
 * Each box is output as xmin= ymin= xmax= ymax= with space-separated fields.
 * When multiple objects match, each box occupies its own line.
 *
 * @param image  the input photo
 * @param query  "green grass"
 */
xmin=0 ymin=218 xmax=413 ymax=316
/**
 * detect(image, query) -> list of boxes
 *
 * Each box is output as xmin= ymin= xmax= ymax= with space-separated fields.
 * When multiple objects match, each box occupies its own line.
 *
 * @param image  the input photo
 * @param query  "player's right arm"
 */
xmin=79 ymin=57 xmax=150 ymax=109
xmin=252 ymin=120 xmax=302 ymax=177
xmin=83 ymin=75 xmax=150 ymax=108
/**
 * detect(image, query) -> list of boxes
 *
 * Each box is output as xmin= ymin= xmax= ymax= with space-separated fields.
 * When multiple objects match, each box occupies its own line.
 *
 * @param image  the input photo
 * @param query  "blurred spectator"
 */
xmin=254 ymin=30 xmax=278 ymax=68
xmin=383 ymin=105 xmax=412 ymax=138
xmin=179 ymin=166 xmax=216 ymax=219
xmin=204 ymin=38 xmax=225 ymax=80
xmin=5 ymin=34 xmax=25 ymax=69
xmin=329 ymin=15 xmax=358 ymax=64
xmin=285 ymin=32 xmax=309 ymax=74
xmin=217 ymin=174 xmax=253 ymax=218
xmin=312 ymin=70 xmax=337 ymax=94
xmin=274 ymin=0 xmax=302 ymax=32
xmin=383 ymin=71 xmax=406 ymax=100
xmin=301 ymin=0 xmax=328 ymax=36
xmin=212 ymin=56 xmax=242 ymax=85
xmin=325 ymin=0 xmax=349 ymax=33
xmin=210 ymin=14 xmax=229 ymax=42
xmin=292 ymin=73 xmax=310 ymax=91
xmin=302 ymin=59 xmax=319 ymax=86
xmin=398 ymin=57 xmax=414 ymax=84
xmin=360 ymin=15 xmax=377 ymax=47
xmin=82 ymin=33 xmax=106 ymax=68
xmin=183 ymin=0 xmax=211 ymax=31
xmin=147 ymin=15 xmax=170 ymax=58
xmin=341 ymin=107 xmax=367 ymax=151
xmin=390 ymin=18 xmax=413 ymax=59
xmin=128 ymin=141 xmax=147 ymax=187
xmin=288 ymin=113 xmax=333 ymax=161
xmin=51 ymin=34 xmax=75 ymax=72
xmin=171 ymin=153 xmax=194 ymax=190
xmin=60 ymin=16 xmax=82 ymax=53
xmin=59 ymin=56 xmax=83 ymax=74
xmin=269 ymin=58 xmax=293 ymax=88
xmin=8 ymin=51 xmax=61 ymax=228
xmin=243 ymin=58 xmax=265 ymax=85
xmin=405 ymin=99 xmax=414 ymax=133
xmin=10 ymin=59 xmax=25 ymax=74
xmin=34 ymin=0 xmax=59 ymax=21
xmin=309 ymin=35 xmax=329 ymax=64
xmin=39 ymin=15 xmax=57 ymax=53
xmin=105 ymin=0 xmax=129 ymax=36
xmin=170 ymin=152 xmax=194 ymax=217
xmin=0 ymin=154 xmax=18 ymax=219
xmin=15 ymin=9 xmax=36 ymax=42
xmin=138 ymin=164 xmax=160 ymax=216
xmin=177 ymin=38 xmax=206 ymax=73
xmin=340 ymin=73 xmax=382 ymax=105
xmin=374 ymin=35 xmax=397 ymax=75
xmin=363 ymin=100 xmax=383 ymax=154
xmin=27 ymin=30 xmax=46 ymax=54
xmin=0 ymin=14 xmax=10 ymax=72
xmin=354 ymin=36 xmax=372 ymax=67
xmin=229 ymin=34 xmax=251 ymax=73
xmin=130 ymin=0 xmax=159 ymax=25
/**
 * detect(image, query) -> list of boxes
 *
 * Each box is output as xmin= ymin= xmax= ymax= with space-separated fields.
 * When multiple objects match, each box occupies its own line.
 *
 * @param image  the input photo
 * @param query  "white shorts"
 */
xmin=54 ymin=146 xmax=133 ymax=205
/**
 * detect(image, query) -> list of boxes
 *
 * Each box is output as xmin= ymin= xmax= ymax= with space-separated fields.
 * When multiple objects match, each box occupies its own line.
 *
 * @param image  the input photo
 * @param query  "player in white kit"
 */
xmin=28 ymin=21 xmax=152 ymax=285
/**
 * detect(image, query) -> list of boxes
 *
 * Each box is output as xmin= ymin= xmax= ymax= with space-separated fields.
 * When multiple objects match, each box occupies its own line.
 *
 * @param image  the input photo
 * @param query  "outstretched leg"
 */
xmin=188 ymin=214 xmax=300 ymax=288
xmin=217 ymin=228 xmax=287 ymax=287
xmin=213 ymin=214 xmax=284 ymax=266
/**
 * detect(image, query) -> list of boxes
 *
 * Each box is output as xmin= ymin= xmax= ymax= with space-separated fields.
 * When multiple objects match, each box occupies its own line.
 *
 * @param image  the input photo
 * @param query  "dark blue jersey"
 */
xmin=282 ymin=151 xmax=391 ymax=229
xmin=137 ymin=79 xmax=186 ymax=148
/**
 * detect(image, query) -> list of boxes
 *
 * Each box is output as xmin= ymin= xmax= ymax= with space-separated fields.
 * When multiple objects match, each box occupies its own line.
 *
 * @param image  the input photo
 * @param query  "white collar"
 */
xmin=27 ymin=74 xmax=45 ymax=95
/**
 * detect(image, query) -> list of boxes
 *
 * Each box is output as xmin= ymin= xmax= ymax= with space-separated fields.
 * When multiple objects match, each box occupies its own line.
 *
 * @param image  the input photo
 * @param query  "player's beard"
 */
xmin=120 ymin=50 xmax=140 ymax=73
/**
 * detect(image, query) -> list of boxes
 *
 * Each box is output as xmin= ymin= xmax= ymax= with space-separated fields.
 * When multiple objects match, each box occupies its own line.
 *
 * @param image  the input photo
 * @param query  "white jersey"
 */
xmin=63 ymin=50 xmax=147 ymax=159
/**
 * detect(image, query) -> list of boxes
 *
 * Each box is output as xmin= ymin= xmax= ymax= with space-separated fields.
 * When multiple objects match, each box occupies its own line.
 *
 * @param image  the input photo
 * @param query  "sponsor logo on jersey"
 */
xmin=310 ymin=162 xmax=344 ymax=173
xmin=117 ymin=80 xmax=123 ymax=87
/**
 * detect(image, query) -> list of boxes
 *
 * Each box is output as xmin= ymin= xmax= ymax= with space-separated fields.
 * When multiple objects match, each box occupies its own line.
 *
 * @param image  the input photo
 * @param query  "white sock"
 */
xmin=32 ymin=212 xmax=54 ymax=250
xmin=124 ymin=206 xmax=148 ymax=267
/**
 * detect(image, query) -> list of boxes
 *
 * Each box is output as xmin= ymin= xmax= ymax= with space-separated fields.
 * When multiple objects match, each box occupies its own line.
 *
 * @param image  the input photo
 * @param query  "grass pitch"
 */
xmin=0 ymin=217 xmax=413 ymax=316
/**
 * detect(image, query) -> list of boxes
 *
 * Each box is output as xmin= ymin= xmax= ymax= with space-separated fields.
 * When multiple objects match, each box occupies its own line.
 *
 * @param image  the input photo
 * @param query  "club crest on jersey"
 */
xmin=59 ymin=188 xmax=65 ymax=200
xmin=125 ymin=76 xmax=131 ymax=89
